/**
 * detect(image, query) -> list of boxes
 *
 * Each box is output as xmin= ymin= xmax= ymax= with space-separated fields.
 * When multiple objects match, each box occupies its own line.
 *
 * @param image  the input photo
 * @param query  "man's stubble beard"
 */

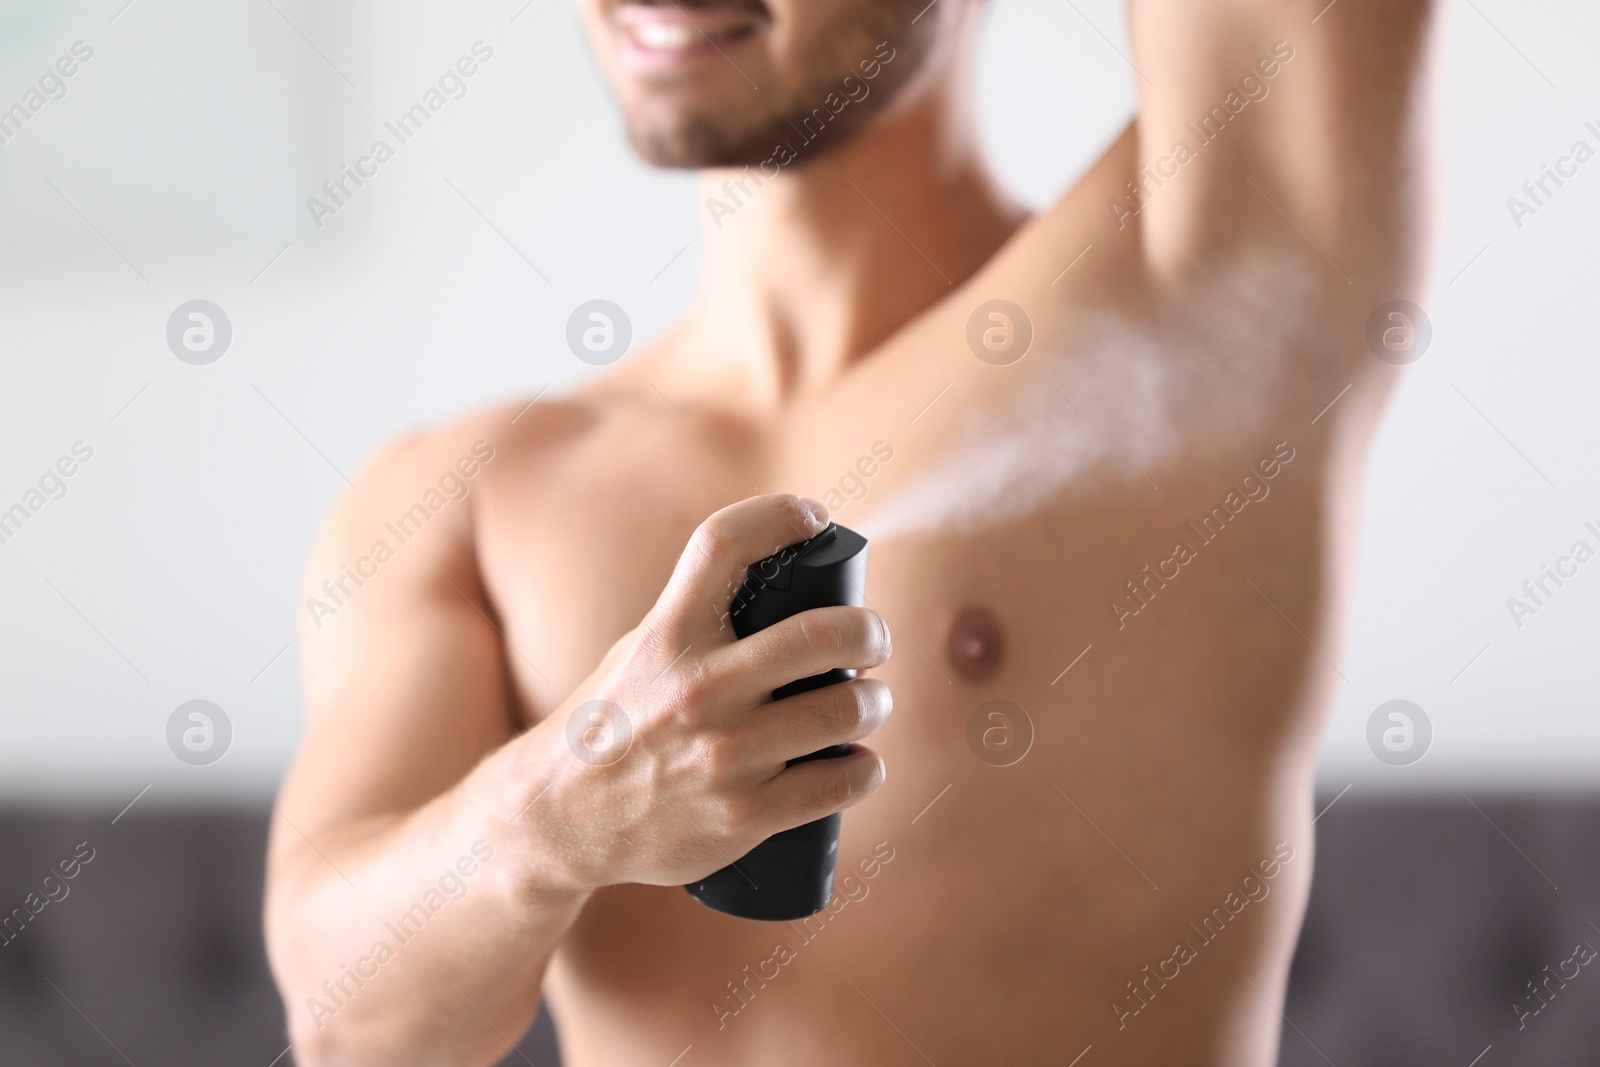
xmin=623 ymin=0 xmax=936 ymax=169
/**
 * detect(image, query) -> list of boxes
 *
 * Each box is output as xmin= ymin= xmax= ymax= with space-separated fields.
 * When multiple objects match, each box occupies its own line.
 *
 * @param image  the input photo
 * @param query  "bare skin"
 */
xmin=265 ymin=1 xmax=1443 ymax=1064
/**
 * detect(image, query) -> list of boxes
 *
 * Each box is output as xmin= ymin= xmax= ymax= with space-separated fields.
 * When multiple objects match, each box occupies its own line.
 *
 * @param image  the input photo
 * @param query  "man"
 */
xmin=265 ymin=0 xmax=1441 ymax=1063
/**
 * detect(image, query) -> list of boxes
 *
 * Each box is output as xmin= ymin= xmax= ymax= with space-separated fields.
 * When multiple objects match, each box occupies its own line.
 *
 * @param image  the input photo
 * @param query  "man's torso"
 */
xmin=455 ymin=137 xmax=1367 ymax=1066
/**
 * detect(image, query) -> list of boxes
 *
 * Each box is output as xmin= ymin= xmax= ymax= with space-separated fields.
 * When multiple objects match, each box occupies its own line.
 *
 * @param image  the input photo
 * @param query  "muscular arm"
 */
xmin=264 ymin=430 xmax=584 ymax=1064
xmin=264 ymin=433 xmax=892 ymax=1065
xmin=1127 ymin=0 xmax=1443 ymax=302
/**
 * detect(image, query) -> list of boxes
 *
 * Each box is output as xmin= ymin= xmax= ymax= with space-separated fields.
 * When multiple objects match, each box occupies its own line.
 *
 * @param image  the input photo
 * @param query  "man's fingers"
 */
xmin=652 ymin=494 xmax=829 ymax=644
xmin=736 ymin=678 xmax=892 ymax=765
xmin=705 ymin=606 xmax=892 ymax=708
xmin=757 ymin=746 xmax=887 ymax=831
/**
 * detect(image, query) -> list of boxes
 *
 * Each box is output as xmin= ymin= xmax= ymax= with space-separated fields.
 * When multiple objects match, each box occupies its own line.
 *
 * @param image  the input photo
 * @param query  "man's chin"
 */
xmin=625 ymin=117 xmax=782 ymax=171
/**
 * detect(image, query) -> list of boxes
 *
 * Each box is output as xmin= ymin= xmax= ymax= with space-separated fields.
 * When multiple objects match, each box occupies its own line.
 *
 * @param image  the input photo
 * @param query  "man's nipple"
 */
xmin=946 ymin=605 xmax=1006 ymax=683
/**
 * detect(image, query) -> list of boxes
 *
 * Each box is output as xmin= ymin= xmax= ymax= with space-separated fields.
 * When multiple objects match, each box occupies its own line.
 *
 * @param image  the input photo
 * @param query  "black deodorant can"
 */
xmin=685 ymin=521 xmax=869 ymax=921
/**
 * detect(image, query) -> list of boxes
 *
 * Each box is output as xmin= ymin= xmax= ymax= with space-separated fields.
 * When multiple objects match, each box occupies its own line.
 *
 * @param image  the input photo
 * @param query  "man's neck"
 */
xmin=675 ymin=79 xmax=1028 ymax=413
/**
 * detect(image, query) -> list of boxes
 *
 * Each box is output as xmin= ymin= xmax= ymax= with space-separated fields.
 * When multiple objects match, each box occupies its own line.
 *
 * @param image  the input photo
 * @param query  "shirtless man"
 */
xmin=264 ymin=0 xmax=1442 ymax=1063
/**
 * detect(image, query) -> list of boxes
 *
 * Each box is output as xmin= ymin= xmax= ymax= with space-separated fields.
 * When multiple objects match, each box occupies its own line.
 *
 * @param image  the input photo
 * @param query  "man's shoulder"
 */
xmin=358 ymin=387 xmax=626 ymax=493
xmin=311 ymin=389 xmax=622 ymax=564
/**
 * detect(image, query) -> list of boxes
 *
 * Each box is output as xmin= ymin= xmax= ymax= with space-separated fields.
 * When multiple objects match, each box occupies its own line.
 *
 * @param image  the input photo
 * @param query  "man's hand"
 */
xmin=494 ymin=493 xmax=893 ymax=893
xmin=269 ymin=472 xmax=892 ymax=1065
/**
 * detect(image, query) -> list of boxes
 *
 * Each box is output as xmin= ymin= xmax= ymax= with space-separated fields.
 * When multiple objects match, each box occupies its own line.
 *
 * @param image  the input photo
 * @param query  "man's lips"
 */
xmin=612 ymin=3 xmax=766 ymax=69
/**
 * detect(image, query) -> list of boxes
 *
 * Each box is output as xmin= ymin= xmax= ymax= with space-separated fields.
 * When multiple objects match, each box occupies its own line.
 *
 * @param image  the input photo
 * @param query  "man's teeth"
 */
xmin=630 ymin=17 xmax=753 ymax=51
xmin=634 ymin=22 xmax=705 ymax=50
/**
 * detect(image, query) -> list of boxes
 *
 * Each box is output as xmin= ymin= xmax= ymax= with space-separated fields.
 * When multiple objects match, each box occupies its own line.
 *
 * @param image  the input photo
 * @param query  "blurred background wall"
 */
xmin=0 ymin=0 xmax=1596 ymax=1063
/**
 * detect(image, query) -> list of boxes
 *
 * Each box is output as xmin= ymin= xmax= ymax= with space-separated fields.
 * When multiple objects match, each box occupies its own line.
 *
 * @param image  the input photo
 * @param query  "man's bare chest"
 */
xmin=472 ymin=368 xmax=1321 ymax=758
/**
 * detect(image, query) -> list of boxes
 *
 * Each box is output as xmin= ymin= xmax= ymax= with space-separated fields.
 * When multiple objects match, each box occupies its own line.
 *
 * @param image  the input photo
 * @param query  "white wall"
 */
xmin=0 ymin=0 xmax=1594 ymax=804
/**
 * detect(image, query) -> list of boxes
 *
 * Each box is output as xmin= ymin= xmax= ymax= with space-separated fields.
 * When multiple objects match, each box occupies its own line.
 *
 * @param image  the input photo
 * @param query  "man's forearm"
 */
xmin=266 ymin=727 xmax=586 ymax=1067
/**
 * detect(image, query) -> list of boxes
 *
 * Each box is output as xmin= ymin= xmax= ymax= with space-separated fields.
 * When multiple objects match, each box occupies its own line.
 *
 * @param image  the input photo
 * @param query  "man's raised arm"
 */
xmin=1125 ymin=0 xmax=1444 ymax=309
